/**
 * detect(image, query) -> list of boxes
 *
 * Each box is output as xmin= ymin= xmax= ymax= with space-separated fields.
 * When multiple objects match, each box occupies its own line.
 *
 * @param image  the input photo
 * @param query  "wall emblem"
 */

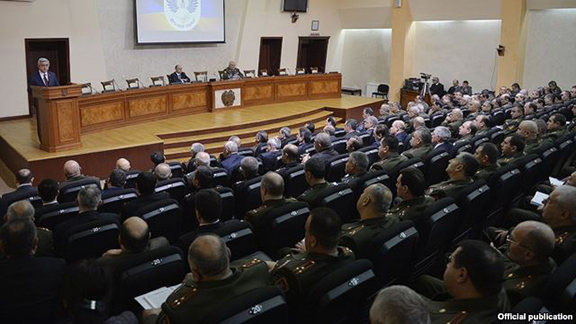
xmin=221 ymin=90 xmax=236 ymax=107
xmin=164 ymin=0 xmax=201 ymax=31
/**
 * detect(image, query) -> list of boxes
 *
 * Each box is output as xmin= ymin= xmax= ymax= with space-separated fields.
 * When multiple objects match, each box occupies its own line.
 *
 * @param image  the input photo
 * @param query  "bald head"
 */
xmin=518 ymin=121 xmax=538 ymax=140
xmin=514 ymin=221 xmax=555 ymax=262
xmin=120 ymin=217 xmax=150 ymax=253
xmin=283 ymin=144 xmax=299 ymax=162
xmin=188 ymin=234 xmax=230 ymax=278
xmin=5 ymin=200 xmax=35 ymax=222
xmin=63 ymin=160 xmax=81 ymax=178
xmin=261 ymin=172 xmax=284 ymax=200
xmin=115 ymin=158 xmax=131 ymax=172
xmin=357 ymin=183 xmax=393 ymax=218
xmin=16 ymin=169 xmax=33 ymax=185
xmin=154 ymin=163 xmax=172 ymax=181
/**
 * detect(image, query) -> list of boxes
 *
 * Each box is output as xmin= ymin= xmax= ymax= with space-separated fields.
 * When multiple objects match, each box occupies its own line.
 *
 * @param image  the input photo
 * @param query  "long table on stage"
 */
xmin=77 ymin=73 xmax=342 ymax=134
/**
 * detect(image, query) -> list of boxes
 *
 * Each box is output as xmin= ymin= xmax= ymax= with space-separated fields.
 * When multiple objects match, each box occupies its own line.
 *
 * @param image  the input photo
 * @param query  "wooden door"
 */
xmin=258 ymin=37 xmax=283 ymax=75
xmin=297 ymin=37 xmax=330 ymax=73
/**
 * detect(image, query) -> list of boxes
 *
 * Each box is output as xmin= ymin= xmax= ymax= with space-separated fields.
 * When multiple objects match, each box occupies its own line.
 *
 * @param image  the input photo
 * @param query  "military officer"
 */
xmin=543 ymin=113 xmax=568 ymax=142
xmin=473 ymin=142 xmax=500 ymax=181
xmin=340 ymin=184 xmax=397 ymax=259
xmin=270 ymin=208 xmax=355 ymax=306
xmin=222 ymin=61 xmax=244 ymax=80
xmin=516 ymin=120 xmax=542 ymax=155
xmin=441 ymin=108 xmax=464 ymax=138
xmin=426 ymin=152 xmax=478 ymax=200
xmin=143 ymin=235 xmax=271 ymax=324
xmin=497 ymin=134 xmax=525 ymax=167
xmin=370 ymin=135 xmax=408 ymax=173
xmin=401 ymin=128 xmax=433 ymax=161
xmin=298 ymin=158 xmax=333 ymax=207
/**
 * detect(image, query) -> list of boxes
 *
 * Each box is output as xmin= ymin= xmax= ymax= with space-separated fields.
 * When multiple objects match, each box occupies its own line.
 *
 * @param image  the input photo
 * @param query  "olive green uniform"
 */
xmin=146 ymin=260 xmax=271 ymax=324
xmin=504 ymin=118 xmax=522 ymax=132
xmin=402 ymin=144 xmax=433 ymax=161
xmin=455 ymin=134 xmax=473 ymax=144
xmin=497 ymin=152 xmax=525 ymax=167
xmin=370 ymin=153 xmax=408 ymax=173
xmin=245 ymin=198 xmax=298 ymax=230
xmin=553 ymin=225 xmax=576 ymax=264
xmin=474 ymin=164 xmax=499 ymax=181
xmin=425 ymin=178 xmax=473 ymax=200
xmin=502 ymin=257 xmax=556 ymax=306
xmin=339 ymin=216 xmax=400 ymax=259
xmin=524 ymin=138 xmax=541 ymax=155
xmin=222 ymin=67 xmax=244 ymax=80
xmin=542 ymin=127 xmax=567 ymax=142
xmin=298 ymin=182 xmax=332 ymax=207
xmin=442 ymin=120 xmax=464 ymax=138
xmin=271 ymin=247 xmax=355 ymax=305
xmin=0 ymin=227 xmax=54 ymax=260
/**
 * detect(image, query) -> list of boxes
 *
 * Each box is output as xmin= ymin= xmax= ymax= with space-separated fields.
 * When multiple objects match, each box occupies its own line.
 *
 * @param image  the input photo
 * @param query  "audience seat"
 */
xmin=553 ymin=136 xmax=575 ymax=176
xmin=486 ymin=165 xmax=522 ymax=227
xmin=491 ymin=110 xmax=505 ymax=126
xmin=37 ymin=202 xmax=79 ymax=230
xmin=490 ymin=130 xmax=506 ymax=147
xmin=384 ymin=115 xmax=400 ymax=128
xmin=539 ymin=145 xmax=559 ymax=180
xmin=332 ymin=138 xmax=348 ymax=155
xmin=452 ymin=180 xmax=491 ymax=243
xmin=215 ymin=186 xmax=236 ymax=221
xmin=234 ymin=176 xmax=263 ymax=219
xmin=204 ymin=286 xmax=289 ymax=324
xmin=361 ymin=170 xmax=392 ymax=191
xmin=100 ymin=189 xmax=138 ymax=214
xmin=431 ymin=114 xmax=445 ymax=128
xmin=303 ymin=259 xmax=378 ymax=324
xmin=425 ymin=151 xmax=450 ymax=186
xmin=283 ymin=165 xmax=308 ymax=198
xmin=517 ymin=154 xmax=543 ymax=196
xmin=155 ymin=178 xmax=187 ymax=202
xmin=451 ymin=141 xmax=473 ymax=158
xmin=542 ymin=254 xmax=576 ymax=313
xmin=214 ymin=220 xmax=258 ymax=261
xmin=316 ymin=183 xmax=357 ymax=224
xmin=167 ymin=162 xmax=185 ymax=179
xmin=64 ymin=221 xmax=120 ymax=262
xmin=358 ymin=146 xmax=379 ymax=167
xmin=471 ymin=135 xmax=489 ymax=149
xmin=334 ymin=128 xmax=346 ymax=138
xmin=213 ymin=167 xmax=231 ymax=188
xmin=58 ymin=178 xmax=102 ymax=203
xmin=137 ymin=199 xmax=182 ymax=243
xmin=359 ymin=133 xmax=374 ymax=147
xmin=325 ymin=154 xmax=350 ymax=183
xmin=124 ymin=170 xmax=141 ymax=189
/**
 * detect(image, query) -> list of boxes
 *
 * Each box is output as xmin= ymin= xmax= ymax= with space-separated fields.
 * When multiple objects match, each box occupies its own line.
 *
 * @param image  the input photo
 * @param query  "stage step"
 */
xmin=164 ymin=112 xmax=339 ymax=161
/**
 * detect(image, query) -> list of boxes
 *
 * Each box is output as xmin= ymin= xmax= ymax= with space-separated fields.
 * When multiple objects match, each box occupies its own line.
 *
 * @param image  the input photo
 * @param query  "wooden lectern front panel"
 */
xmin=80 ymin=102 xmax=125 ymax=128
xmin=128 ymin=96 xmax=168 ymax=119
xmin=172 ymin=91 xmax=209 ymax=112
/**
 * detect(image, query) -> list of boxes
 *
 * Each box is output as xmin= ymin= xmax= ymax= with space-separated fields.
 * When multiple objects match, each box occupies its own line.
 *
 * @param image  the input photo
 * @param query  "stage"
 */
xmin=0 ymin=95 xmax=383 ymax=185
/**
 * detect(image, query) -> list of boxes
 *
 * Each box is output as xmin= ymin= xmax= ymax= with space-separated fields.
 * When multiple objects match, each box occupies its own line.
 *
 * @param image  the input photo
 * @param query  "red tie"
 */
xmin=43 ymin=74 xmax=49 ymax=86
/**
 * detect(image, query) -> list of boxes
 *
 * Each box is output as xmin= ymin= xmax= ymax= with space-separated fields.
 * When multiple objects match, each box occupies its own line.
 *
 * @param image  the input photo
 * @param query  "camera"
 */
xmin=420 ymin=73 xmax=431 ymax=80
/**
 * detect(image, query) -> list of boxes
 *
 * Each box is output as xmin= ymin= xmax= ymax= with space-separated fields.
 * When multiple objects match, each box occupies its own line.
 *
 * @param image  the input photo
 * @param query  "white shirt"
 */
xmin=39 ymin=71 xmax=49 ymax=84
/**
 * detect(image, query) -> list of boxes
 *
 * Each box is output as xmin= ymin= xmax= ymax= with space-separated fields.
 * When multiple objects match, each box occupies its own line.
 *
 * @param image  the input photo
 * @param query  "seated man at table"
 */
xmin=222 ymin=61 xmax=244 ymax=80
xmin=168 ymin=65 xmax=190 ymax=84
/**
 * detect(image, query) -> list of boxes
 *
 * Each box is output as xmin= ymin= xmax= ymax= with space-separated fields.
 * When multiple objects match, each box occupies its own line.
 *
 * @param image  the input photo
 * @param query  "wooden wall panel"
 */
xmin=276 ymin=82 xmax=307 ymax=99
xmin=244 ymin=84 xmax=274 ymax=101
xmin=310 ymin=80 xmax=340 ymax=95
xmin=56 ymin=101 xmax=75 ymax=142
xmin=172 ymin=91 xmax=208 ymax=111
xmin=80 ymin=102 xmax=124 ymax=127
xmin=128 ymin=96 xmax=167 ymax=118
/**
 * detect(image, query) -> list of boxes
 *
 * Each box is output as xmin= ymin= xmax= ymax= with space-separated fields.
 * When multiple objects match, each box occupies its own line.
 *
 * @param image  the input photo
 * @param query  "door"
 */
xmin=258 ymin=37 xmax=283 ymax=76
xmin=25 ymin=38 xmax=70 ymax=115
xmin=297 ymin=37 xmax=329 ymax=73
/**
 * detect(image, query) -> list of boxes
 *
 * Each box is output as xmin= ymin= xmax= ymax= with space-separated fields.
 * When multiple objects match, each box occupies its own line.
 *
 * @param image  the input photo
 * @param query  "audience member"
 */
xmin=299 ymin=158 xmax=332 ymax=207
xmin=60 ymin=160 xmax=100 ymax=189
xmin=456 ymin=121 xmax=476 ymax=143
xmin=245 ymin=172 xmax=296 ymax=230
xmin=473 ymin=143 xmax=500 ymax=181
xmin=544 ymin=113 xmax=567 ymax=141
xmin=431 ymin=126 xmax=452 ymax=156
xmin=150 ymin=152 xmax=165 ymax=168
xmin=388 ymin=168 xmax=434 ymax=229
xmin=370 ymin=285 xmax=431 ymax=324
xmin=370 ymin=136 xmax=407 ymax=173
xmin=344 ymin=119 xmax=359 ymax=139
xmin=186 ymin=142 xmax=205 ymax=173
xmin=260 ymin=137 xmax=282 ymax=171
xmin=122 ymin=172 xmax=170 ymax=218
xmin=426 ymin=152 xmax=478 ymax=200
xmin=402 ymin=128 xmax=433 ymax=160
xmin=497 ymin=134 xmax=525 ymax=167
xmin=177 ymin=189 xmax=224 ymax=251
xmin=0 ymin=168 xmax=37 ymax=217
xmin=253 ymin=130 xmax=268 ymax=156
xmin=35 ymin=178 xmax=62 ymax=222
xmin=221 ymin=141 xmax=244 ymax=176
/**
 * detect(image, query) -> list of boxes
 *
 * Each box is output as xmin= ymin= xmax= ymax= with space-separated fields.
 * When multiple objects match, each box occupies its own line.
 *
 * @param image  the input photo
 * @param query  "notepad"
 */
xmin=135 ymin=284 xmax=181 ymax=310
xmin=549 ymin=177 xmax=564 ymax=186
xmin=530 ymin=191 xmax=549 ymax=207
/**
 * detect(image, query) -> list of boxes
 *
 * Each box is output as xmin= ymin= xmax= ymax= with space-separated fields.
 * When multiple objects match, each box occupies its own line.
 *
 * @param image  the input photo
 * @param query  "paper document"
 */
xmin=530 ymin=191 xmax=549 ymax=207
xmin=135 ymin=284 xmax=181 ymax=310
xmin=549 ymin=177 xmax=564 ymax=186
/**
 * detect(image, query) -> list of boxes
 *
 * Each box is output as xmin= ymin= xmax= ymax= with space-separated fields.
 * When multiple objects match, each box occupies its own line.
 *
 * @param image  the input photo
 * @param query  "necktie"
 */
xmin=43 ymin=73 xmax=49 ymax=86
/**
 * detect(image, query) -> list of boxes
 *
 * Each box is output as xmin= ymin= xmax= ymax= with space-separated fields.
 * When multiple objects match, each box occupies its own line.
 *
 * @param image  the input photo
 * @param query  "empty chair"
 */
xmin=553 ymin=137 xmax=575 ymax=176
xmin=155 ymin=178 xmax=187 ymax=202
xmin=100 ymin=189 xmax=138 ymax=214
xmin=316 ymin=183 xmax=357 ymax=224
xmin=486 ymin=165 xmax=522 ymax=227
xmin=452 ymin=180 xmax=491 ymax=243
xmin=254 ymin=202 xmax=310 ymax=258
xmin=124 ymin=170 xmax=141 ymax=189
xmin=425 ymin=151 xmax=450 ymax=186
xmin=431 ymin=114 xmax=446 ymax=128
xmin=490 ymin=130 xmax=506 ymax=147
xmin=332 ymin=138 xmax=348 ymax=154
xmin=215 ymin=187 xmax=236 ymax=221
xmin=334 ymin=128 xmax=346 ymax=138
xmin=358 ymin=146 xmax=379 ymax=167
xmin=234 ymin=176 xmax=263 ymax=219
xmin=137 ymin=199 xmax=182 ymax=243
xmin=411 ymin=198 xmax=460 ymax=279
xmin=213 ymin=167 xmax=231 ymax=188
xmin=283 ymin=165 xmax=308 ymax=198
xmin=58 ymin=178 xmax=101 ymax=203
xmin=325 ymin=154 xmax=349 ymax=183
xmin=28 ymin=195 xmax=43 ymax=210
xmin=167 ymin=162 xmax=185 ymax=178
xmin=371 ymin=84 xmax=389 ymax=100
xmin=65 ymin=221 xmax=120 ymax=262
xmin=372 ymin=220 xmax=419 ymax=286
xmin=358 ymin=133 xmax=373 ymax=147
xmin=542 ymin=254 xmax=576 ymax=313
xmin=214 ymin=220 xmax=258 ymax=261
xmin=517 ymin=154 xmax=543 ymax=195
xmin=37 ymin=203 xmax=79 ymax=230
xmin=303 ymin=259 xmax=378 ymax=323
xmin=204 ymin=286 xmax=289 ymax=324
xmin=539 ymin=145 xmax=559 ymax=180
xmin=361 ymin=170 xmax=392 ymax=191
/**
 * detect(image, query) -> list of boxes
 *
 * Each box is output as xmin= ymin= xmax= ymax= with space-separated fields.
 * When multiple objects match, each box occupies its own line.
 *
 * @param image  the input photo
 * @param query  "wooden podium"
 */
xmin=32 ymin=84 xmax=83 ymax=152
xmin=209 ymin=80 xmax=244 ymax=111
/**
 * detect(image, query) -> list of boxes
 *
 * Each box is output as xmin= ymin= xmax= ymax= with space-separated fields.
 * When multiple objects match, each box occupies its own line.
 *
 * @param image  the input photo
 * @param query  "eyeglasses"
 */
xmin=506 ymin=234 xmax=532 ymax=252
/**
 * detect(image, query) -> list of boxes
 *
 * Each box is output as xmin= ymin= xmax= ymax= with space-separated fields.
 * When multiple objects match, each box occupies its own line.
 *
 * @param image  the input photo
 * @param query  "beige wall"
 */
xmin=0 ymin=0 xmax=107 ymax=118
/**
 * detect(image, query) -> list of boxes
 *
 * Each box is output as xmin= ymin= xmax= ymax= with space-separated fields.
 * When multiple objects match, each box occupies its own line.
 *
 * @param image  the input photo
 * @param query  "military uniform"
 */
xmin=442 ymin=120 xmax=463 ymax=138
xmin=524 ymin=138 xmax=541 ymax=155
xmin=245 ymin=198 xmax=298 ymax=229
xmin=222 ymin=67 xmax=244 ymax=80
xmin=428 ymin=295 xmax=506 ymax=324
xmin=455 ymin=134 xmax=473 ymax=144
xmin=146 ymin=260 xmax=270 ymax=324
xmin=340 ymin=216 xmax=399 ymax=259
xmin=474 ymin=164 xmax=499 ymax=181
xmin=298 ymin=182 xmax=332 ymax=207
xmin=425 ymin=178 xmax=473 ymax=200
xmin=504 ymin=118 xmax=522 ymax=132
xmin=387 ymin=196 xmax=435 ymax=225
xmin=497 ymin=152 xmax=525 ymax=167
xmin=402 ymin=144 xmax=433 ymax=161
xmin=553 ymin=225 xmax=576 ymax=264
xmin=370 ymin=152 xmax=408 ymax=173
xmin=542 ymin=127 xmax=567 ymax=142
xmin=271 ymin=247 xmax=355 ymax=304
xmin=502 ymin=257 xmax=556 ymax=306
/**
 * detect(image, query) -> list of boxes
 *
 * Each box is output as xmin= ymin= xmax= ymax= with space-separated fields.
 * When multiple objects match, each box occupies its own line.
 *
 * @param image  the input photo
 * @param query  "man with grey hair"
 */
xmin=2 ymin=200 xmax=54 ymax=257
xmin=186 ymin=142 xmax=205 ymax=173
xmin=60 ymin=160 xmax=100 ymax=190
xmin=426 ymin=152 xmax=478 ymax=200
xmin=29 ymin=57 xmax=59 ymax=88
xmin=379 ymin=103 xmax=391 ymax=120
xmin=340 ymin=184 xmax=397 ymax=259
xmin=253 ymin=131 xmax=268 ymax=156
xmin=390 ymin=120 xmax=410 ymax=149
xmin=402 ymin=128 xmax=433 ymax=160
xmin=370 ymin=285 xmax=430 ymax=324
xmin=194 ymin=151 xmax=211 ymax=168
xmin=221 ymin=141 xmax=243 ymax=176
xmin=304 ymin=132 xmax=338 ymax=165
xmin=260 ymin=137 xmax=282 ymax=172
xmin=344 ymin=119 xmax=359 ymax=139
xmin=238 ymin=156 xmax=260 ymax=182
xmin=431 ymin=126 xmax=453 ymax=155
xmin=442 ymin=108 xmax=464 ymax=138
xmin=278 ymin=127 xmax=293 ymax=147
xmin=154 ymin=163 xmax=172 ymax=181
xmin=142 ymin=234 xmax=270 ymax=323
xmin=0 ymin=169 xmax=37 ymax=217
xmin=54 ymin=186 xmax=119 ymax=251
xmin=342 ymin=152 xmax=369 ymax=198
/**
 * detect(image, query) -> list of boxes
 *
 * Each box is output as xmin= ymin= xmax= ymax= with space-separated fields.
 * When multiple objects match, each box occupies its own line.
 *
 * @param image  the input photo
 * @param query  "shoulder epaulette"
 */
xmin=37 ymin=227 xmax=51 ymax=232
xmin=292 ymin=260 xmax=315 ymax=275
xmin=242 ymin=258 xmax=262 ymax=269
xmin=171 ymin=286 xmax=198 ymax=309
xmin=556 ymin=232 xmax=569 ymax=245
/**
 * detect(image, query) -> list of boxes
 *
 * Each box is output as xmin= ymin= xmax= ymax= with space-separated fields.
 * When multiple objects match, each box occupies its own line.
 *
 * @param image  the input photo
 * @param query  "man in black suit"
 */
xmin=260 ymin=137 xmax=282 ymax=172
xmin=177 ymin=189 xmax=225 ymax=251
xmin=122 ymin=172 xmax=170 ymax=219
xmin=344 ymin=119 xmax=360 ymax=139
xmin=429 ymin=76 xmax=445 ymax=97
xmin=297 ymin=127 xmax=313 ymax=155
xmin=28 ymin=57 xmax=59 ymax=88
xmin=276 ymin=144 xmax=300 ymax=177
xmin=0 ymin=169 xmax=37 ymax=217
xmin=186 ymin=142 xmax=205 ymax=173
xmin=59 ymin=160 xmax=100 ymax=190
xmin=221 ymin=141 xmax=244 ymax=176
xmin=54 ymin=186 xmax=120 ymax=252
xmin=168 ymin=64 xmax=191 ymax=84
xmin=431 ymin=126 xmax=453 ymax=156
xmin=3 ymin=200 xmax=54 ymax=258
xmin=102 ymin=169 xmax=126 ymax=198
xmin=0 ymin=218 xmax=66 ymax=323
xmin=303 ymin=133 xmax=338 ymax=166
xmin=252 ymin=130 xmax=268 ymax=157
xmin=341 ymin=151 xmax=369 ymax=198
xmin=34 ymin=179 xmax=61 ymax=222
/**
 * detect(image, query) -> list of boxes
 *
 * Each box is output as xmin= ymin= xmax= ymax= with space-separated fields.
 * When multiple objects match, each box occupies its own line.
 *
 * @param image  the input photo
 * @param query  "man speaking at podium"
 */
xmin=222 ymin=61 xmax=244 ymax=80
xmin=28 ymin=58 xmax=59 ymax=88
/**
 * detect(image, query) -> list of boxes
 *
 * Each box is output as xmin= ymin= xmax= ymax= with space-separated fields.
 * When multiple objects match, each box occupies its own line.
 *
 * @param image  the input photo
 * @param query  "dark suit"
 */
xmin=221 ymin=154 xmax=244 ymax=176
xmin=122 ymin=192 xmax=170 ymax=219
xmin=298 ymin=143 xmax=314 ymax=155
xmin=311 ymin=148 xmax=339 ymax=166
xmin=54 ymin=210 xmax=120 ymax=251
xmin=177 ymin=221 xmax=225 ymax=251
xmin=429 ymin=82 xmax=445 ymax=97
xmin=252 ymin=142 xmax=267 ymax=157
xmin=395 ymin=131 xmax=411 ymax=149
xmin=260 ymin=151 xmax=281 ymax=172
xmin=28 ymin=71 xmax=59 ymax=88
xmin=0 ymin=184 xmax=38 ymax=216
xmin=169 ymin=72 xmax=191 ymax=84
xmin=430 ymin=142 xmax=453 ymax=156
xmin=0 ymin=256 xmax=66 ymax=323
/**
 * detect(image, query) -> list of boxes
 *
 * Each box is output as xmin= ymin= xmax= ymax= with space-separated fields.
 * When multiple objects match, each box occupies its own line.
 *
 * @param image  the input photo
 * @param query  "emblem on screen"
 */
xmin=164 ymin=0 xmax=201 ymax=31
xmin=221 ymin=90 xmax=236 ymax=107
